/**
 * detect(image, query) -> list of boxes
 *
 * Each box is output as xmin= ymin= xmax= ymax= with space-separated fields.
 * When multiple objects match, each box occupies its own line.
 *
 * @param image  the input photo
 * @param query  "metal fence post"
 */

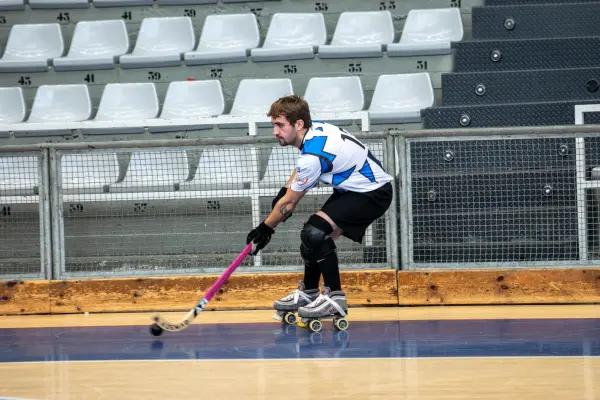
xmin=49 ymin=148 xmax=64 ymax=280
xmin=38 ymin=148 xmax=52 ymax=280
xmin=396 ymin=134 xmax=411 ymax=269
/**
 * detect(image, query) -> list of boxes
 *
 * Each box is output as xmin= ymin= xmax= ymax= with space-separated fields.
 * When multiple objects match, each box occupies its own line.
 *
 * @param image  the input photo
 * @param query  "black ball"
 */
xmin=150 ymin=323 xmax=164 ymax=336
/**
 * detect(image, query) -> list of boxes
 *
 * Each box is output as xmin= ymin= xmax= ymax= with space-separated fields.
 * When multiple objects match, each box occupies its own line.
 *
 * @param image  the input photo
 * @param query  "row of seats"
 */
xmin=0 ymin=9 xmax=463 ymax=72
xmin=1 ymin=0 xmax=280 ymax=9
xmin=0 ymin=73 xmax=434 ymax=135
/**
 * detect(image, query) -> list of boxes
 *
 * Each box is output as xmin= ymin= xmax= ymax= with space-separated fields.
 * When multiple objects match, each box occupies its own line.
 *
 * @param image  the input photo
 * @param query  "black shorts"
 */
xmin=319 ymin=182 xmax=393 ymax=243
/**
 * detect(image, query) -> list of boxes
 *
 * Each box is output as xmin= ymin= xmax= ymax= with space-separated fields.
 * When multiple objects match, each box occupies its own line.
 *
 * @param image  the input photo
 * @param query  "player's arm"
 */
xmin=265 ymin=156 xmax=321 ymax=228
xmin=264 ymin=188 xmax=306 ymax=228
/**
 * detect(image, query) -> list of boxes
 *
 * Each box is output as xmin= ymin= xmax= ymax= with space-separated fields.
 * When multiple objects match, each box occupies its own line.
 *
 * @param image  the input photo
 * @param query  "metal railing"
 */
xmin=3 ymin=122 xmax=600 ymax=279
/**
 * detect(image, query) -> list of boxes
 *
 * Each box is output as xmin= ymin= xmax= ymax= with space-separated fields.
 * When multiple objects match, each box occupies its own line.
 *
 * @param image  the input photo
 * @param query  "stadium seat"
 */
xmin=0 ymin=0 xmax=24 ymax=10
xmin=0 ymin=156 xmax=39 ymax=196
xmin=20 ymin=85 xmax=92 ymax=136
xmin=258 ymin=147 xmax=297 ymax=188
xmin=85 ymin=83 xmax=159 ymax=134
xmin=179 ymin=148 xmax=254 ymax=191
xmin=108 ymin=151 xmax=190 ymax=193
xmin=318 ymin=11 xmax=394 ymax=59
xmin=304 ymin=76 xmax=364 ymax=113
xmin=0 ymin=23 xmax=64 ymax=72
xmin=150 ymin=80 xmax=225 ymax=133
xmin=250 ymin=13 xmax=326 ymax=62
xmin=184 ymin=14 xmax=259 ymax=65
xmin=93 ymin=0 xmax=151 ymax=8
xmin=61 ymin=152 xmax=120 ymax=194
xmin=0 ymin=88 xmax=26 ymax=126
xmin=388 ymin=8 xmax=463 ymax=56
xmin=53 ymin=20 xmax=129 ymax=71
xmin=230 ymin=78 xmax=293 ymax=118
xmin=303 ymin=76 xmax=368 ymax=128
xmin=29 ymin=0 xmax=88 ymax=8
xmin=120 ymin=17 xmax=195 ymax=68
xmin=368 ymin=73 xmax=434 ymax=124
xmin=158 ymin=0 xmax=215 ymax=5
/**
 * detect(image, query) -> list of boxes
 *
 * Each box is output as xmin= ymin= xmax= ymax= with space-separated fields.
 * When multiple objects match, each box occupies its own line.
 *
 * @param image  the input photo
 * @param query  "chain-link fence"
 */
xmin=0 ymin=150 xmax=50 ymax=279
xmin=51 ymin=136 xmax=393 ymax=278
xmin=399 ymin=133 xmax=600 ymax=268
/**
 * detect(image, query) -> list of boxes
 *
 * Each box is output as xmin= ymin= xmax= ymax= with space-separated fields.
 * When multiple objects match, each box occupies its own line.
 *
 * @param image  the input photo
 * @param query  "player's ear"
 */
xmin=294 ymin=118 xmax=304 ymax=131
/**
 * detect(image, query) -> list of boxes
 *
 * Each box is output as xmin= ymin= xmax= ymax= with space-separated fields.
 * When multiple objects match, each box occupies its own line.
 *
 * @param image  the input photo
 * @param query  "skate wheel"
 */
xmin=334 ymin=318 xmax=349 ymax=331
xmin=284 ymin=312 xmax=296 ymax=325
xmin=308 ymin=319 xmax=323 ymax=332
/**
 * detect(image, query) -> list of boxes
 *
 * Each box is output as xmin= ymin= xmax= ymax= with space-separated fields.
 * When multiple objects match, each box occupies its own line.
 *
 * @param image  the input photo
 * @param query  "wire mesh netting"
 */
xmin=407 ymin=136 xmax=586 ymax=265
xmin=57 ymin=139 xmax=390 ymax=277
xmin=0 ymin=152 xmax=44 ymax=278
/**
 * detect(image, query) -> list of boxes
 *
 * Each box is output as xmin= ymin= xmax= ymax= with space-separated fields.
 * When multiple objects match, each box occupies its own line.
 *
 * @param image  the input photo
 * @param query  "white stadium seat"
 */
xmin=0 ymin=156 xmax=39 ymax=196
xmin=29 ymin=0 xmax=88 ymax=9
xmin=53 ymin=20 xmax=129 ymax=71
xmin=304 ymin=76 xmax=364 ymax=113
xmin=120 ymin=17 xmax=195 ymax=68
xmin=108 ymin=151 xmax=190 ymax=193
xmin=85 ymin=83 xmax=159 ymax=134
xmin=0 ymin=88 xmax=26 ymax=126
xmin=258 ymin=147 xmax=297 ymax=188
xmin=61 ymin=153 xmax=120 ymax=194
xmin=388 ymin=8 xmax=464 ymax=56
xmin=0 ymin=23 xmax=63 ymax=72
xmin=184 ymin=14 xmax=260 ymax=65
xmin=0 ymin=0 xmax=24 ymax=10
xmin=229 ymin=78 xmax=293 ymax=117
xmin=93 ymin=0 xmax=151 ymax=7
xmin=150 ymin=80 xmax=225 ymax=133
xmin=250 ymin=13 xmax=326 ymax=62
xmin=22 ymin=85 xmax=92 ymax=136
xmin=27 ymin=85 xmax=91 ymax=123
xmin=180 ymin=149 xmax=254 ymax=191
xmin=318 ymin=11 xmax=394 ymax=59
xmin=369 ymin=73 xmax=434 ymax=124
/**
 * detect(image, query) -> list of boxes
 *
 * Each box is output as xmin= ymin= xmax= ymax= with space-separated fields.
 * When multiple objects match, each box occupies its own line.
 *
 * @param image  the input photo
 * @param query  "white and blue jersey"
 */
xmin=290 ymin=121 xmax=392 ymax=193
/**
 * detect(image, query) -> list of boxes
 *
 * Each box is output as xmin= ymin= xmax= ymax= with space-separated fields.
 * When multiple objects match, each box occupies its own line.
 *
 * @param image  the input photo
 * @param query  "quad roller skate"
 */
xmin=272 ymin=280 xmax=319 ymax=325
xmin=297 ymin=286 xmax=349 ymax=333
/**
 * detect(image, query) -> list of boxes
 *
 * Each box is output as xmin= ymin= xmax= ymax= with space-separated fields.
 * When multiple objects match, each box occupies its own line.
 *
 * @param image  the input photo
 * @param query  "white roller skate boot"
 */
xmin=297 ymin=286 xmax=349 ymax=332
xmin=273 ymin=280 xmax=320 ymax=325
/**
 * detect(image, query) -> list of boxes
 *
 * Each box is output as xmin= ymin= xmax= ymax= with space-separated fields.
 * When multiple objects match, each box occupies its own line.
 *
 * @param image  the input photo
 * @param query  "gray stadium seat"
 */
xmin=85 ymin=83 xmax=159 ymax=134
xmin=258 ymin=147 xmax=297 ymax=188
xmin=250 ymin=13 xmax=326 ymax=62
xmin=0 ymin=23 xmax=64 ymax=72
xmin=388 ymin=8 xmax=463 ymax=56
xmin=108 ymin=151 xmax=190 ymax=193
xmin=0 ymin=156 xmax=38 ymax=196
xmin=61 ymin=152 xmax=120 ymax=195
xmin=369 ymin=73 xmax=434 ymax=124
xmin=0 ymin=88 xmax=26 ymax=125
xmin=150 ymin=80 xmax=225 ymax=133
xmin=29 ymin=0 xmax=88 ymax=8
xmin=120 ymin=17 xmax=195 ymax=68
xmin=184 ymin=14 xmax=259 ymax=66
xmin=318 ymin=11 xmax=394 ymax=59
xmin=53 ymin=20 xmax=129 ymax=71
xmin=230 ymin=78 xmax=293 ymax=118
xmin=0 ymin=0 xmax=24 ymax=10
xmin=158 ymin=0 xmax=215 ymax=5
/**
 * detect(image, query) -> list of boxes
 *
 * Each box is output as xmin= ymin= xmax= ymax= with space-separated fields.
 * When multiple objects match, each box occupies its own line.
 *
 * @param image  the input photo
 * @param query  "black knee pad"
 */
xmin=300 ymin=215 xmax=336 ymax=264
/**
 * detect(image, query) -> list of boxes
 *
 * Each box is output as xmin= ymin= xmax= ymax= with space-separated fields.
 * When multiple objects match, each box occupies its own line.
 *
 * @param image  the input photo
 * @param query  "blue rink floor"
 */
xmin=2 ymin=318 xmax=600 ymax=363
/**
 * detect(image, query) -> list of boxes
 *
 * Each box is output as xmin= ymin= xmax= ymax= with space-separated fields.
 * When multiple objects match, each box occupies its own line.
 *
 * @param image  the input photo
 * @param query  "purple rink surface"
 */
xmin=1 ymin=318 xmax=600 ymax=363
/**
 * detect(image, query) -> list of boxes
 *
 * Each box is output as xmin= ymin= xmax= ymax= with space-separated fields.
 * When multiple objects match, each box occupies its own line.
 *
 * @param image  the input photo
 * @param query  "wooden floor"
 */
xmin=1 ymin=305 xmax=599 ymax=400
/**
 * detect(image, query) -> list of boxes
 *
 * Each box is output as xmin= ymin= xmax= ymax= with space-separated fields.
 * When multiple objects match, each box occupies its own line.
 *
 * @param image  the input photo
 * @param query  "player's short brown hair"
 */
xmin=267 ymin=95 xmax=312 ymax=130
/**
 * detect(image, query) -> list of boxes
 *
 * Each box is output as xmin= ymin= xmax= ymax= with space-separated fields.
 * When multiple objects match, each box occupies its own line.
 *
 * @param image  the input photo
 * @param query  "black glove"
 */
xmin=272 ymin=187 xmax=292 ymax=222
xmin=246 ymin=221 xmax=275 ymax=255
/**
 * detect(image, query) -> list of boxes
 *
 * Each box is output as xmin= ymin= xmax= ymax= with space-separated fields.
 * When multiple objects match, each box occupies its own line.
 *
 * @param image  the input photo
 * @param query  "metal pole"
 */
xmin=38 ymin=148 xmax=52 ymax=280
xmin=385 ymin=135 xmax=399 ymax=270
xmin=396 ymin=136 xmax=410 ymax=269
xmin=49 ymin=148 xmax=64 ymax=280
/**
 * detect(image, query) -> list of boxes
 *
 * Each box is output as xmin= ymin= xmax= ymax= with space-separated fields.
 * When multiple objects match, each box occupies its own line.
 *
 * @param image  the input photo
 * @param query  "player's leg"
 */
xmin=296 ymin=213 xmax=348 ymax=321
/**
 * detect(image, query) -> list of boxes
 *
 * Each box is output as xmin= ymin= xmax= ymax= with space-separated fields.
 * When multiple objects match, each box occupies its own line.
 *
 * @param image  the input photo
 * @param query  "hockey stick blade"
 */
xmin=152 ymin=242 xmax=254 ymax=332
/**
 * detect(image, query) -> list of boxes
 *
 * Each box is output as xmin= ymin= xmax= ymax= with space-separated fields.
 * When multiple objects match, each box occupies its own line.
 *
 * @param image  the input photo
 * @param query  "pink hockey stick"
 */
xmin=151 ymin=243 xmax=254 ymax=334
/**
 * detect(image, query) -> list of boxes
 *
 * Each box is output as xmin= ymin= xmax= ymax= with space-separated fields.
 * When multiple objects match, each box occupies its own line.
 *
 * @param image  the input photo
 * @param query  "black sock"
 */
xmin=318 ymin=250 xmax=341 ymax=292
xmin=303 ymin=261 xmax=321 ymax=290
